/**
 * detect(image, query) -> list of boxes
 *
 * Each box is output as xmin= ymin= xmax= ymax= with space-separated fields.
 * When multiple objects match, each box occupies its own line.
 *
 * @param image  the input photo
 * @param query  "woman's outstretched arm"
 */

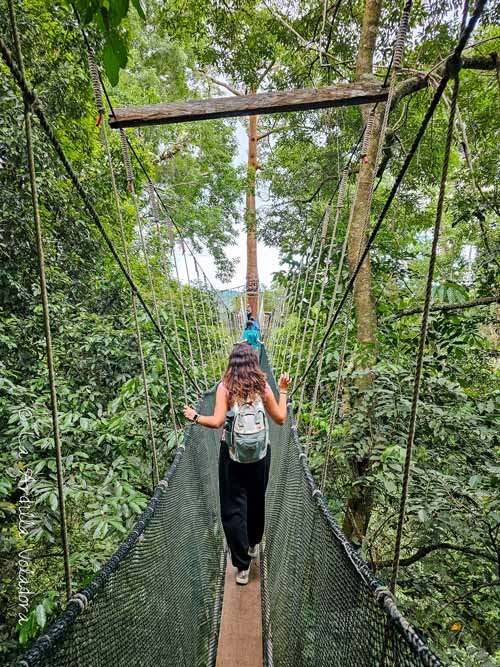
xmin=263 ymin=373 xmax=291 ymax=425
xmin=183 ymin=383 xmax=228 ymax=428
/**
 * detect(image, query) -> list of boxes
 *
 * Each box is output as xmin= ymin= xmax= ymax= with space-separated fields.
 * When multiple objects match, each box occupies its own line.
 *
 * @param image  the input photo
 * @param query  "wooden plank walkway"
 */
xmin=216 ymin=556 xmax=263 ymax=667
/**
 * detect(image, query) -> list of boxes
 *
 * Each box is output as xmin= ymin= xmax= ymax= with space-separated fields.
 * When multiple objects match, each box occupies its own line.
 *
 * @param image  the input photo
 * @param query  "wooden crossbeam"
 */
xmin=109 ymin=81 xmax=389 ymax=128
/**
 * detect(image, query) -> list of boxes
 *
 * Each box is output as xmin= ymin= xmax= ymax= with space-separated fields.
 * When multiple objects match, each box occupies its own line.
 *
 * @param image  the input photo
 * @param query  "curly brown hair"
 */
xmin=222 ymin=342 xmax=267 ymax=405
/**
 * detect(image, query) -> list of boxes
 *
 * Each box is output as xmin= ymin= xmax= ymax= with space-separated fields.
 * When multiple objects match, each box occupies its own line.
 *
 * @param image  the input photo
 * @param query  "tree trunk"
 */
xmin=341 ymin=0 xmax=383 ymax=541
xmin=246 ymin=113 xmax=259 ymax=317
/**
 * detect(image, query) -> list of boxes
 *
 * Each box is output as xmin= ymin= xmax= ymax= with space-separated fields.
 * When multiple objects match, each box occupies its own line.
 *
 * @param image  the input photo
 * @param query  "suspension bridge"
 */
xmin=2 ymin=0 xmax=493 ymax=665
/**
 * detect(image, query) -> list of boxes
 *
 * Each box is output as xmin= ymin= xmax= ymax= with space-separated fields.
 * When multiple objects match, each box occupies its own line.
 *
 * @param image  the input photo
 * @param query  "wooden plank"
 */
xmin=109 ymin=82 xmax=388 ymax=128
xmin=216 ymin=556 xmax=263 ymax=667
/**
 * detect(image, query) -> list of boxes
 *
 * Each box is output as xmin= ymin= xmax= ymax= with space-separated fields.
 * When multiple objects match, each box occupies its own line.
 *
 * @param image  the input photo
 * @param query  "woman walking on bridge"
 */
xmin=184 ymin=342 xmax=291 ymax=584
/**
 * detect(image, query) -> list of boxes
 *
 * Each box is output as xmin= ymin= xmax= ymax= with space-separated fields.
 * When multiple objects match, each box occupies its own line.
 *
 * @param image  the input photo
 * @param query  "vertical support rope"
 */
xmin=320 ymin=303 xmax=352 ymax=491
xmin=194 ymin=261 xmax=217 ymax=382
xmin=93 ymin=115 xmax=160 ymax=487
xmin=293 ymin=207 xmax=332 ymax=403
xmin=390 ymin=72 xmax=461 ymax=594
xmin=204 ymin=274 xmax=227 ymax=376
xmin=159 ymin=225 xmax=189 ymax=403
xmin=303 ymin=173 xmax=352 ymax=451
xmin=287 ymin=235 xmax=320 ymax=373
xmin=172 ymin=247 xmax=196 ymax=372
xmin=148 ymin=183 xmax=181 ymax=444
xmin=7 ymin=0 xmax=72 ymax=600
xmin=297 ymin=168 xmax=349 ymax=419
xmin=274 ymin=271 xmax=299 ymax=370
xmin=180 ymin=242 xmax=207 ymax=388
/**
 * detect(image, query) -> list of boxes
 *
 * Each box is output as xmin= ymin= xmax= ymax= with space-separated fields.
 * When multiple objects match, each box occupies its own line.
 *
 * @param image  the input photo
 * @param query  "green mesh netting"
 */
xmin=17 ymin=349 xmax=442 ymax=667
xmin=260 ymin=346 xmax=441 ymax=667
xmin=16 ymin=386 xmax=225 ymax=667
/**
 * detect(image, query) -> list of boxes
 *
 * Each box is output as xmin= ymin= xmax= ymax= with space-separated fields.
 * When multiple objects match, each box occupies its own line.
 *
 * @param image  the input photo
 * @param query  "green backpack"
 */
xmin=229 ymin=397 xmax=269 ymax=464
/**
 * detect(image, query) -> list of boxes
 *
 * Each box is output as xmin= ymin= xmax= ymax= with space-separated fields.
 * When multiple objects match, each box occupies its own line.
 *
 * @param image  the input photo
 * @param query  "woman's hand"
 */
xmin=278 ymin=372 xmax=292 ymax=392
xmin=183 ymin=405 xmax=197 ymax=422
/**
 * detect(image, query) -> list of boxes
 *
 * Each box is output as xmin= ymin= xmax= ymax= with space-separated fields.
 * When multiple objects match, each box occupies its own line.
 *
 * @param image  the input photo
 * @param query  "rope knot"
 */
xmin=444 ymin=54 xmax=462 ymax=79
xmin=23 ymin=90 xmax=39 ymax=112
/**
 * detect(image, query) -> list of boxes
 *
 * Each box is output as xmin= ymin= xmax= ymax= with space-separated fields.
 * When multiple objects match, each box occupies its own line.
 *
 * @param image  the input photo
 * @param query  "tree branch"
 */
xmin=263 ymin=0 xmax=346 ymax=65
xmin=375 ymin=542 xmax=497 ymax=569
xmin=256 ymin=125 xmax=289 ymax=141
xmin=198 ymin=69 xmax=242 ymax=97
xmin=291 ymin=176 xmax=335 ymax=204
xmin=387 ymin=295 xmax=500 ymax=320
xmin=394 ymin=53 xmax=500 ymax=103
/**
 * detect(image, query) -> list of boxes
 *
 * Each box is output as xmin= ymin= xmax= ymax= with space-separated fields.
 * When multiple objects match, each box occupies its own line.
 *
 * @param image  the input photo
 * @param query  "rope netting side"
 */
xmin=15 ymin=389 xmax=225 ymax=667
xmin=260 ymin=347 xmax=441 ymax=667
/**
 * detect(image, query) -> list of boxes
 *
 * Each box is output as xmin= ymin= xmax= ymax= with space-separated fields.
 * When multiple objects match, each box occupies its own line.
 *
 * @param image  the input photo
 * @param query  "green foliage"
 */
xmin=73 ymin=0 xmax=145 ymax=85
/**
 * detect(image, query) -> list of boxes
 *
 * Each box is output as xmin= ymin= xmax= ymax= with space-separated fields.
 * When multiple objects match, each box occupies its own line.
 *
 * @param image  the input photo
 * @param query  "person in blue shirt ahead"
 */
xmin=242 ymin=321 xmax=261 ymax=350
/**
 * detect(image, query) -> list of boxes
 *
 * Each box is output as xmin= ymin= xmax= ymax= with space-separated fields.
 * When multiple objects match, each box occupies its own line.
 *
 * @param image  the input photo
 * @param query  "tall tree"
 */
xmin=342 ymin=0 xmax=384 ymax=540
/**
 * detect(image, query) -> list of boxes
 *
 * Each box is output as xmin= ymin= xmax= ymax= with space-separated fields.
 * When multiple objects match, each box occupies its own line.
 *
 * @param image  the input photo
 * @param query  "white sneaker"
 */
xmin=236 ymin=568 xmax=250 ymax=585
xmin=248 ymin=544 xmax=259 ymax=559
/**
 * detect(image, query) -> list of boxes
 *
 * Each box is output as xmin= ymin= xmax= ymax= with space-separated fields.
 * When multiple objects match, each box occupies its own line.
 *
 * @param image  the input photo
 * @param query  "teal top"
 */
xmin=242 ymin=328 xmax=260 ymax=350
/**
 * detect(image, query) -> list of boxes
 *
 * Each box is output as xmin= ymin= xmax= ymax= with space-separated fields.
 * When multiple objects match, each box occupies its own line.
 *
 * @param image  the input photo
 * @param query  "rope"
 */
xmin=147 ymin=183 xmax=181 ymax=444
xmin=270 ymin=126 xmax=365 ymax=374
xmin=158 ymin=223 xmax=189 ymax=402
xmin=7 ymin=0 xmax=72 ymax=600
xmin=203 ymin=273 xmax=228 ymax=375
xmin=181 ymin=241 xmax=208 ymax=389
xmin=287 ymin=235 xmax=320 ymax=372
xmin=296 ymin=167 xmax=350 ymax=419
xmin=171 ymin=243 xmax=196 ymax=372
xmin=0 ymin=31 xmax=203 ymax=394
xmin=275 ymin=264 xmax=302 ymax=370
xmin=293 ymin=204 xmax=333 ymax=410
xmin=87 ymin=55 xmax=160 ymax=487
xmin=389 ymin=66 xmax=462 ymax=596
xmin=289 ymin=0 xmax=486 ymax=397
xmin=320 ymin=302 xmax=352 ymax=491
xmin=194 ymin=261 xmax=218 ymax=381
xmin=303 ymin=171 xmax=352 ymax=449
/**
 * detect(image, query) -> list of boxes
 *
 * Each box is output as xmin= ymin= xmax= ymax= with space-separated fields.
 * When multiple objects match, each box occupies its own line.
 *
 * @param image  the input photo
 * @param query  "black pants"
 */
xmin=219 ymin=440 xmax=271 ymax=571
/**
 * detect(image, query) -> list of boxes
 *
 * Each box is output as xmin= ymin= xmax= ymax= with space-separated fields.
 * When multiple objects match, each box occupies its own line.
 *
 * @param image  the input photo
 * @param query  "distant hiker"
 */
xmin=242 ymin=320 xmax=261 ymax=351
xmin=248 ymin=316 xmax=261 ymax=333
xmin=183 ymin=343 xmax=291 ymax=585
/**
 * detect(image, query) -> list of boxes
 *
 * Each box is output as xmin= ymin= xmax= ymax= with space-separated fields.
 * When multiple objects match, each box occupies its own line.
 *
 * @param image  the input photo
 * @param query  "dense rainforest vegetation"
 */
xmin=1 ymin=0 xmax=499 ymax=665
